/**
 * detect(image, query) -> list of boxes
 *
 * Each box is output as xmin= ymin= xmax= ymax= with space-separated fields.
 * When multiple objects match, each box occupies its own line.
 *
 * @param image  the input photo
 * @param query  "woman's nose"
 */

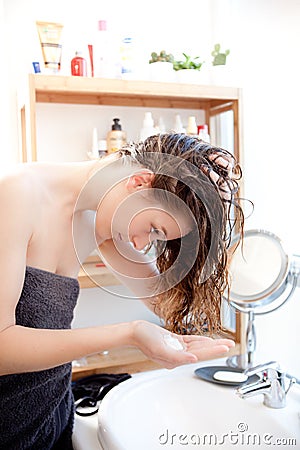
xmin=131 ymin=234 xmax=150 ymax=251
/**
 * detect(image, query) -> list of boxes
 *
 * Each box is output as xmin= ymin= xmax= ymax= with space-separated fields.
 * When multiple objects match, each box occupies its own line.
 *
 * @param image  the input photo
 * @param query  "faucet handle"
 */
xmin=244 ymin=361 xmax=281 ymax=378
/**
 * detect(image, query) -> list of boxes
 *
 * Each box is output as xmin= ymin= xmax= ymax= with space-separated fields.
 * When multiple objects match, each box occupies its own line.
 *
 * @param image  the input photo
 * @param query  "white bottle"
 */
xmin=98 ymin=139 xmax=107 ymax=157
xmin=92 ymin=127 xmax=98 ymax=157
xmin=158 ymin=116 xmax=166 ymax=133
xmin=140 ymin=112 xmax=157 ymax=141
xmin=120 ymin=35 xmax=135 ymax=79
xmin=198 ymin=124 xmax=211 ymax=143
xmin=187 ymin=116 xmax=198 ymax=136
xmin=87 ymin=127 xmax=99 ymax=159
xmin=173 ymin=114 xmax=186 ymax=133
xmin=93 ymin=20 xmax=119 ymax=78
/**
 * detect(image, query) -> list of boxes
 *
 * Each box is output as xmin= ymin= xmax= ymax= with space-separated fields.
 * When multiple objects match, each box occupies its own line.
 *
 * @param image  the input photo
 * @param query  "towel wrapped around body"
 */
xmin=0 ymin=266 xmax=80 ymax=450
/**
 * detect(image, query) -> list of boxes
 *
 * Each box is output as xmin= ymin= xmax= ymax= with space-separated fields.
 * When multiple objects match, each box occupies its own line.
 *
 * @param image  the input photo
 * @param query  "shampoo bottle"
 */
xmin=140 ymin=112 xmax=157 ymax=141
xmin=106 ymin=118 xmax=126 ymax=154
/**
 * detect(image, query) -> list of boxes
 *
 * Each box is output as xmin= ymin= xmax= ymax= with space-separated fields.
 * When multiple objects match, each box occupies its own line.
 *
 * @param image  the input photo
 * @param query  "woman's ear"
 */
xmin=126 ymin=170 xmax=154 ymax=192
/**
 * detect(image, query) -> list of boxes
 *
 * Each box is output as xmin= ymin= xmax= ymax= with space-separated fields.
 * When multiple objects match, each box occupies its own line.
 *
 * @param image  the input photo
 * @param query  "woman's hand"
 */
xmin=131 ymin=320 xmax=235 ymax=370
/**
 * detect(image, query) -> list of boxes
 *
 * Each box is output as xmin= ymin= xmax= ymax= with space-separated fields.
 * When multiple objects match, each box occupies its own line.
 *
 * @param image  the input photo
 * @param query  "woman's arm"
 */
xmin=98 ymin=239 xmax=160 ymax=313
xmin=0 ymin=179 xmax=234 ymax=376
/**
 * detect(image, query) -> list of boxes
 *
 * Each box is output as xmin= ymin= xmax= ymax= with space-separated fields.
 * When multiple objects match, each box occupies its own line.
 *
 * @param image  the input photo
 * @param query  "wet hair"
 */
xmin=120 ymin=133 xmax=244 ymax=335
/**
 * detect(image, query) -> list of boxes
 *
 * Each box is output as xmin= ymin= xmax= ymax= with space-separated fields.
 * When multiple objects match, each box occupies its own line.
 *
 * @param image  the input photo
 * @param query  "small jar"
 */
xmin=71 ymin=51 xmax=87 ymax=77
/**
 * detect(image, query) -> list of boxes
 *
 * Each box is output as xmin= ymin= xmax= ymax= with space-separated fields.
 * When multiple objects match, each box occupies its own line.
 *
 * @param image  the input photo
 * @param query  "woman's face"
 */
xmin=95 ymin=171 xmax=194 ymax=249
xmin=116 ymin=207 xmax=192 ymax=251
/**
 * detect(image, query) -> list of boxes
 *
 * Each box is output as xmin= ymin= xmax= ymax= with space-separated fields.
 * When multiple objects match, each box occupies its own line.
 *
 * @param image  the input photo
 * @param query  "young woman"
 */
xmin=0 ymin=133 xmax=243 ymax=449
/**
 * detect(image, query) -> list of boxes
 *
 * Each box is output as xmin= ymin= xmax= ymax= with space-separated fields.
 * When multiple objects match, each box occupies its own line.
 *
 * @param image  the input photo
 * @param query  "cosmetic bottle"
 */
xmin=94 ymin=20 xmax=111 ymax=78
xmin=158 ymin=116 xmax=166 ymax=133
xmin=186 ymin=116 xmax=198 ymax=136
xmin=106 ymin=118 xmax=126 ymax=154
xmin=93 ymin=19 xmax=121 ymax=79
xmin=87 ymin=127 xmax=100 ymax=159
xmin=173 ymin=114 xmax=186 ymax=133
xmin=98 ymin=139 xmax=108 ymax=157
xmin=120 ymin=35 xmax=135 ymax=79
xmin=198 ymin=124 xmax=211 ymax=143
xmin=71 ymin=51 xmax=87 ymax=76
xmin=140 ymin=112 xmax=157 ymax=141
xmin=91 ymin=127 xmax=99 ymax=157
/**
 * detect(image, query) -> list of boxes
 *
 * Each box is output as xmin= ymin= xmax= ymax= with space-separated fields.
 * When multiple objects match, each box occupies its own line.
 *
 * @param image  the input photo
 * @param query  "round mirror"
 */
xmin=228 ymin=229 xmax=290 ymax=309
xmin=225 ymin=229 xmax=298 ymax=369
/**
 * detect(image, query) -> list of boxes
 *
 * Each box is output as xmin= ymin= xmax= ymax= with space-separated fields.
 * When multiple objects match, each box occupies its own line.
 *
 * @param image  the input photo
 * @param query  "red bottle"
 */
xmin=71 ymin=51 xmax=87 ymax=76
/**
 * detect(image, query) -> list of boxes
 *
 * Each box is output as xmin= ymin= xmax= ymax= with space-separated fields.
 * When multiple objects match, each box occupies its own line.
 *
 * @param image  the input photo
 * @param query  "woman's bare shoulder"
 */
xmin=0 ymin=164 xmax=37 ymax=209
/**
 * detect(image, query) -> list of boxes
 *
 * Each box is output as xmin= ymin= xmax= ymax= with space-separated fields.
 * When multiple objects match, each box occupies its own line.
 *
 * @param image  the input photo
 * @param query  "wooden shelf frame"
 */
xmin=20 ymin=74 xmax=242 ymax=163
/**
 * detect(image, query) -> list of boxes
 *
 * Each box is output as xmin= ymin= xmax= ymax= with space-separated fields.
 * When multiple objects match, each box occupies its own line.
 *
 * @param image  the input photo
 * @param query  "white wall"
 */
xmin=1 ymin=0 xmax=300 ymax=375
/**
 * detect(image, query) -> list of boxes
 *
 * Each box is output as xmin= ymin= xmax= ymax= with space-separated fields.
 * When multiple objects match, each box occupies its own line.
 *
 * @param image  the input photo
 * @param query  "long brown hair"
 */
xmin=121 ymin=133 xmax=243 ymax=335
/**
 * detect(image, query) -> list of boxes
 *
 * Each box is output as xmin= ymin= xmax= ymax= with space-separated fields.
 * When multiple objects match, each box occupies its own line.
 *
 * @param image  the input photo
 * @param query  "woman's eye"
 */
xmin=150 ymin=227 xmax=166 ymax=240
xmin=150 ymin=227 xmax=159 ymax=235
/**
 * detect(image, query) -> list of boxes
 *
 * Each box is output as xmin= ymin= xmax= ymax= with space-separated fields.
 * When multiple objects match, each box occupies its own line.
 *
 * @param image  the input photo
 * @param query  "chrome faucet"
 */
xmin=236 ymin=361 xmax=296 ymax=409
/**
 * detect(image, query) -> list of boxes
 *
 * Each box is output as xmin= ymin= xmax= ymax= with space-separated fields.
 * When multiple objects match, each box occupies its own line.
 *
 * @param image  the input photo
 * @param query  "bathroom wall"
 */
xmin=1 ymin=0 xmax=300 ymax=375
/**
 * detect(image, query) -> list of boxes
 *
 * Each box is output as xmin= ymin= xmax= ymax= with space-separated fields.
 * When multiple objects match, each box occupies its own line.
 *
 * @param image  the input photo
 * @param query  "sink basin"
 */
xmin=98 ymin=361 xmax=300 ymax=450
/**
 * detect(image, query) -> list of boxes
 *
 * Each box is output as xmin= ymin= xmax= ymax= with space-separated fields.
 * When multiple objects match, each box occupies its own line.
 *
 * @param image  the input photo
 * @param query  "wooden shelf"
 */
xmin=78 ymin=262 xmax=120 ymax=289
xmin=21 ymin=73 xmax=242 ymax=165
xmin=72 ymin=347 xmax=161 ymax=380
xmin=31 ymin=74 xmax=240 ymax=109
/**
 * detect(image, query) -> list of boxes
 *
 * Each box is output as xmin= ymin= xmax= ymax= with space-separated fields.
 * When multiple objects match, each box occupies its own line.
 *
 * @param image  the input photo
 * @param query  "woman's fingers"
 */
xmin=156 ymin=342 xmax=232 ymax=369
xmin=182 ymin=335 xmax=235 ymax=348
xmin=188 ymin=344 xmax=232 ymax=361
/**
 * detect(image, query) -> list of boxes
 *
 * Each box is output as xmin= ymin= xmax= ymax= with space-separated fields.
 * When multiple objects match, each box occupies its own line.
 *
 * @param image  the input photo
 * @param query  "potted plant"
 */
xmin=173 ymin=53 xmax=203 ymax=71
xmin=173 ymin=53 xmax=206 ymax=83
xmin=211 ymin=44 xmax=230 ymax=66
xmin=210 ymin=43 xmax=231 ymax=85
xmin=149 ymin=50 xmax=174 ymax=64
xmin=148 ymin=50 xmax=175 ymax=82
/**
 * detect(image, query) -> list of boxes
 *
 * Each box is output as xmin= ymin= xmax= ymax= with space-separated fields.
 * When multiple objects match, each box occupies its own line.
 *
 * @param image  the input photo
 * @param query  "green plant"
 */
xmin=149 ymin=50 xmax=174 ymax=64
xmin=173 ymin=53 xmax=203 ymax=71
xmin=211 ymin=44 xmax=230 ymax=66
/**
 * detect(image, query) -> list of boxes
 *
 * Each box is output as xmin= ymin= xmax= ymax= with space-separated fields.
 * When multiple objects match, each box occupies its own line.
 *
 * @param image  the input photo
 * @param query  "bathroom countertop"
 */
xmin=73 ymin=413 xmax=102 ymax=450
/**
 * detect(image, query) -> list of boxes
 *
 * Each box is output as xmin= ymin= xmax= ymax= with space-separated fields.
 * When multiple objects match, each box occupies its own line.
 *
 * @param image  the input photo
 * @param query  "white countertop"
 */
xmin=73 ymin=412 xmax=102 ymax=450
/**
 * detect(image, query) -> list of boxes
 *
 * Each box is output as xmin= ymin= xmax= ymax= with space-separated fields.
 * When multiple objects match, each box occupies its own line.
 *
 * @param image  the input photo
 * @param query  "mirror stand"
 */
xmin=227 ymin=310 xmax=256 ymax=370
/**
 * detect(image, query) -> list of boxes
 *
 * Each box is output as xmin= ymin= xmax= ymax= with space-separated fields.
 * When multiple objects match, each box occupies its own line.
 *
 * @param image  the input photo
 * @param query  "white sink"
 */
xmin=97 ymin=362 xmax=300 ymax=450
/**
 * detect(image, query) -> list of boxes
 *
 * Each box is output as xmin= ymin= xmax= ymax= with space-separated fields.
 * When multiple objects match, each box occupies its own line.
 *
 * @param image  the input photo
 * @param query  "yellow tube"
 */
xmin=36 ymin=21 xmax=64 ymax=72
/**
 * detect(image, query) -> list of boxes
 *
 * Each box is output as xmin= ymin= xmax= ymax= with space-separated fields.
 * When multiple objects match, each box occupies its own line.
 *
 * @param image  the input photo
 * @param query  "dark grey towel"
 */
xmin=0 ymin=266 xmax=80 ymax=450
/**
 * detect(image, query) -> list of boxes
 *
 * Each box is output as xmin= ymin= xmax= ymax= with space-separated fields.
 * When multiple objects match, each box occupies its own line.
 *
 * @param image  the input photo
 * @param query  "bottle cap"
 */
xmin=98 ymin=20 xmax=107 ymax=31
xmin=198 ymin=124 xmax=208 ymax=132
xmin=112 ymin=118 xmax=122 ymax=130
